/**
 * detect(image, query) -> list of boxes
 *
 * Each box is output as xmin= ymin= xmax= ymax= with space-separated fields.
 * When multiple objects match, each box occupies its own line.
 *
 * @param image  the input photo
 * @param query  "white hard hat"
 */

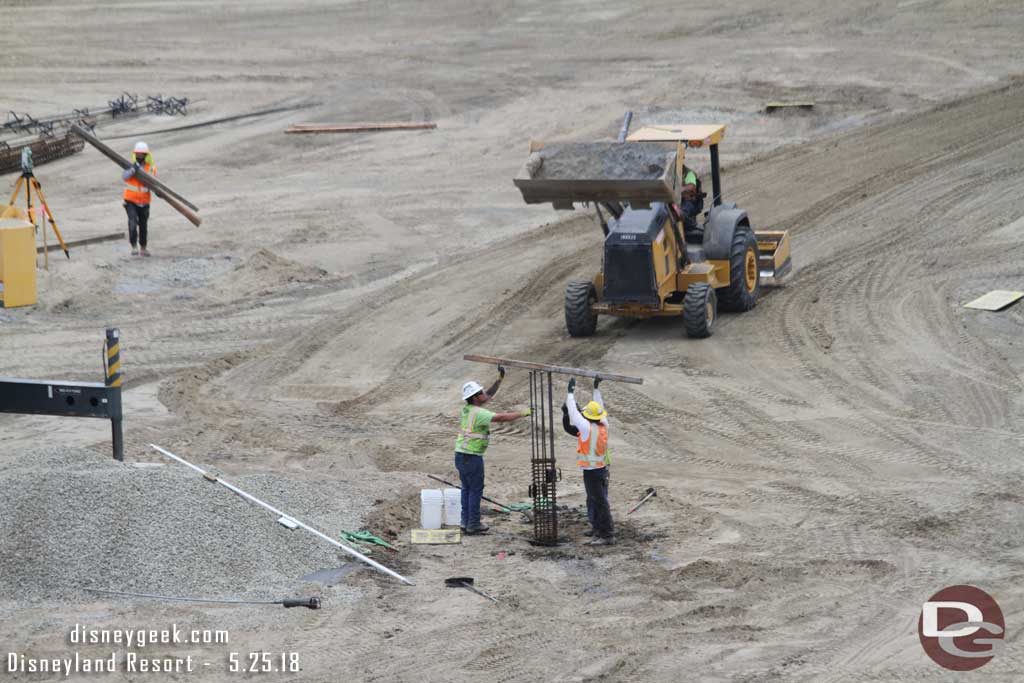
xmin=134 ymin=141 xmax=150 ymax=154
xmin=461 ymin=381 xmax=484 ymax=401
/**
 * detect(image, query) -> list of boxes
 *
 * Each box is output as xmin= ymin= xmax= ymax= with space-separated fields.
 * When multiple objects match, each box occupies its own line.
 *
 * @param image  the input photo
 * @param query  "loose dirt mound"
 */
xmin=215 ymin=248 xmax=328 ymax=296
xmin=0 ymin=448 xmax=368 ymax=604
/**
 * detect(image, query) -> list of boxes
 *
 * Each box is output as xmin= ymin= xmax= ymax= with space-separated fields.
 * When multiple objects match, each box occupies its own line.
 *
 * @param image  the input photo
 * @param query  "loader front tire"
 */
xmin=565 ymin=281 xmax=598 ymax=337
xmin=718 ymin=224 xmax=760 ymax=312
xmin=683 ymin=283 xmax=716 ymax=338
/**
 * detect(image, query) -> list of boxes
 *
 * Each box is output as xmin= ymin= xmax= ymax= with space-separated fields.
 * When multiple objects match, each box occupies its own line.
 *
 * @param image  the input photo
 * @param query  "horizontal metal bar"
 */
xmin=0 ymin=379 xmax=120 ymax=418
xmin=0 ymin=377 xmax=106 ymax=388
xmin=37 ymin=232 xmax=124 ymax=253
xmin=463 ymin=354 xmax=643 ymax=384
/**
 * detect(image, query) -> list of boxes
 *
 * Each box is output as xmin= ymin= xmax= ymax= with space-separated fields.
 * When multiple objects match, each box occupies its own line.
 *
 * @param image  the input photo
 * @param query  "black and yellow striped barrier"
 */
xmin=0 ymin=329 xmax=125 ymax=460
xmin=105 ymin=328 xmax=122 ymax=388
xmin=104 ymin=327 xmax=124 ymax=461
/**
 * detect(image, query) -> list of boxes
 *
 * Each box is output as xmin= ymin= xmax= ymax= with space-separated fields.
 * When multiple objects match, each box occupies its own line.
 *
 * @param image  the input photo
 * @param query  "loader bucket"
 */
xmin=513 ymin=142 xmax=679 ymax=208
xmin=754 ymin=230 xmax=792 ymax=282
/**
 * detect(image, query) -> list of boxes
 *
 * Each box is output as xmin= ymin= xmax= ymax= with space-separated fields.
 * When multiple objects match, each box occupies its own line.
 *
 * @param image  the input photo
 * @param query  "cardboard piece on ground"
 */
xmin=410 ymin=528 xmax=462 ymax=544
xmin=300 ymin=564 xmax=361 ymax=586
xmin=963 ymin=290 xmax=1024 ymax=311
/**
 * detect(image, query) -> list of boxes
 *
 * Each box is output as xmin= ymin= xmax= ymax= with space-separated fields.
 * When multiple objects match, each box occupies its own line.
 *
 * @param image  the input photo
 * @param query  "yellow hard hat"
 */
xmin=582 ymin=401 xmax=606 ymax=421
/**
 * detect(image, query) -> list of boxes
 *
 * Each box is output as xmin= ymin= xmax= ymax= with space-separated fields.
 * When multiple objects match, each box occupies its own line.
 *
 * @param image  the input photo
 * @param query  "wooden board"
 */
xmin=410 ymin=528 xmax=462 ymax=544
xmin=963 ymin=290 xmax=1024 ymax=311
xmin=765 ymin=102 xmax=815 ymax=112
xmin=286 ymin=122 xmax=436 ymax=134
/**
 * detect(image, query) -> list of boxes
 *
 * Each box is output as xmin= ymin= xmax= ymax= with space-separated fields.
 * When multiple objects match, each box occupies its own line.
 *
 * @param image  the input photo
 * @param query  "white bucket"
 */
xmin=443 ymin=488 xmax=462 ymax=526
xmin=420 ymin=489 xmax=444 ymax=530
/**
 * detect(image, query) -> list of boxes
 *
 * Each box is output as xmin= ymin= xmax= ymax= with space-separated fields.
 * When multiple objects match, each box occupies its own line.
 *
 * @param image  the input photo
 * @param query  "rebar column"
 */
xmin=529 ymin=370 xmax=559 ymax=544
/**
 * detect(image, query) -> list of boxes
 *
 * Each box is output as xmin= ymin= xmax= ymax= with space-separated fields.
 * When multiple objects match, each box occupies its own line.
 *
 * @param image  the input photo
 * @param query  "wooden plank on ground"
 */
xmin=963 ymin=290 xmax=1024 ymax=311
xmin=285 ymin=122 xmax=436 ymax=134
xmin=410 ymin=529 xmax=462 ymax=544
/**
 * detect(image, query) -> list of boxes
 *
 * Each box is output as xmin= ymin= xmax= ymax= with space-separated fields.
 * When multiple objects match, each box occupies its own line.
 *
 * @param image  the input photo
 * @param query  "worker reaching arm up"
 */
xmin=565 ymin=376 xmax=614 ymax=545
xmin=454 ymin=365 xmax=530 ymax=535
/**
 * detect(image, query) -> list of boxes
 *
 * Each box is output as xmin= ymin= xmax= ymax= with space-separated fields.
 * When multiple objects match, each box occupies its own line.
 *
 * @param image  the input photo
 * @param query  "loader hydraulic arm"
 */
xmin=666 ymin=203 xmax=688 ymax=267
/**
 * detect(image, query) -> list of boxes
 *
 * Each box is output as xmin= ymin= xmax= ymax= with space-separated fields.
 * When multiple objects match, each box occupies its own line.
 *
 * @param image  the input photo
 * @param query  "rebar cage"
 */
xmin=528 ymin=371 xmax=560 ymax=544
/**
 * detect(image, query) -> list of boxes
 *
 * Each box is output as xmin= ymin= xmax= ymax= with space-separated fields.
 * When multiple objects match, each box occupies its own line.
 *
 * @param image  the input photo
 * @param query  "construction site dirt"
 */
xmin=2 ymin=1 xmax=1024 ymax=681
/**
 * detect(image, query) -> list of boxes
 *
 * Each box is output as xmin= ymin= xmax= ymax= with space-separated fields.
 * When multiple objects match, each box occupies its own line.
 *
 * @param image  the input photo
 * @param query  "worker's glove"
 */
xmin=594 ymin=375 xmax=602 ymax=389
xmin=497 ymin=365 xmax=506 ymax=380
xmin=520 ymin=407 xmax=532 ymax=417
xmin=568 ymin=377 xmax=576 ymax=394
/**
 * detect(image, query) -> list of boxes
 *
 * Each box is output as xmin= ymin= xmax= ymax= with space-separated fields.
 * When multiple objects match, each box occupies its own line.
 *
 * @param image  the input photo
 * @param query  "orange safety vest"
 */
xmin=123 ymin=159 xmax=156 ymax=205
xmin=576 ymin=423 xmax=608 ymax=469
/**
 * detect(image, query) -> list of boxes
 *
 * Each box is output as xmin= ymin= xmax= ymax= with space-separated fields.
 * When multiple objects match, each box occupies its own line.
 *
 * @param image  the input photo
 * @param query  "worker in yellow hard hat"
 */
xmin=455 ymin=366 xmax=531 ymax=535
xmin=122 ymin=141 xmax=156 ymax=256
xmin=565 ymin=375 xmax=614 ymax=545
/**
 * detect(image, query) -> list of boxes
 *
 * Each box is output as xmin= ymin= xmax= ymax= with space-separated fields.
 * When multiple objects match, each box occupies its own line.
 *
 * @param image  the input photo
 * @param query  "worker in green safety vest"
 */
xmin=455 ymin=366 xmax=531 ymax=535
xmin=678 ymin=163 xmax=705 ymax=238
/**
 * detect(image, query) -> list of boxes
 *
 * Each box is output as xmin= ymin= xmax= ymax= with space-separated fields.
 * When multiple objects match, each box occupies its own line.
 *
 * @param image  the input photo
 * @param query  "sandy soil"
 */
xmin=3 ymin=1 xmax=1024 ymax=681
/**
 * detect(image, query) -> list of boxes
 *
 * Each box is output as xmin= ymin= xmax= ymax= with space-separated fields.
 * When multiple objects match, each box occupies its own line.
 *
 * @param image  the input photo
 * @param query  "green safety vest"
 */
xmin=455 ymin=404 xmax=493 ymax=455
xmin=683 ymin=168 xmax=698 ymax=186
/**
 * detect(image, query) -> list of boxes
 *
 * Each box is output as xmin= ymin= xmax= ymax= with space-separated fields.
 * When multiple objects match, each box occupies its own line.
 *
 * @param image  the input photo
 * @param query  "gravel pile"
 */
xmin=0 ymin=447 xmax=371 ymax=604
xmin=528 ymin=142 xmax=674 ymax=180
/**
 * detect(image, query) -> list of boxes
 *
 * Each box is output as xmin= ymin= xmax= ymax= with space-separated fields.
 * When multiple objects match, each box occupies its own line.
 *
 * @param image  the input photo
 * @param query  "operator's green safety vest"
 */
xmin=683 ymin=168 xmax=698 ymax=187
xmin=455 ymin=404 xmax=493 ymax=456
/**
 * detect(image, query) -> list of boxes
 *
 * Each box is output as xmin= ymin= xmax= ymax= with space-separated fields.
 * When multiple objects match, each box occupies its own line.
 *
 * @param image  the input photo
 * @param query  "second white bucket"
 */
xmin=420 ymin=489 xmax=444 ymax=530
xmin=443 ymin=488 xmax=462 ymax=526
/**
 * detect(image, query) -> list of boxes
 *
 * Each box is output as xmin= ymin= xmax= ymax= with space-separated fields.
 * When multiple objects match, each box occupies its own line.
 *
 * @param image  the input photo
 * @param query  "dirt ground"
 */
xmin=3 ymin=1 xmax=1024 ymax=681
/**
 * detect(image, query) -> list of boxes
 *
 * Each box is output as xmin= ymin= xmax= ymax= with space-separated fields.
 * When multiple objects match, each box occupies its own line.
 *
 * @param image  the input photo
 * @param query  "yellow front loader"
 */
xmin=514 ymin=122 xmax=791 ymax=338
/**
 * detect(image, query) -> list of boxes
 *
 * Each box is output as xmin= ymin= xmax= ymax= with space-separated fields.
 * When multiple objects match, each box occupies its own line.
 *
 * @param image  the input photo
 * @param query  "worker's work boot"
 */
xmin=141 ymin=247 xmax=151 ymax=257
xmin=130 ymin=247 xmax=139 ymax=256
xmin=585 ymin=536 xmax=615 ymax=546
xmin=465 ymin=525 xmax=489 ymax=535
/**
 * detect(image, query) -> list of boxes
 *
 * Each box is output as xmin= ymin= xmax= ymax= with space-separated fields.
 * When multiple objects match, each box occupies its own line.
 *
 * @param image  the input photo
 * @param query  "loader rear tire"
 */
xmin=717 ymin=224 xmax=760 ymax=312
xmin=565 ymin=281 xmax=598 ymax=337
xmin=683 ymin=283 xmax=716 ymax=338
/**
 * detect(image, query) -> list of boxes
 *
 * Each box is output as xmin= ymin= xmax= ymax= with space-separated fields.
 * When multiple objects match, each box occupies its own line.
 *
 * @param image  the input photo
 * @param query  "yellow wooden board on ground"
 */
xmin=410 ymin=528 xmax=462 ymax=544
xmin=963 ymin=290 xmax=1024 ymax=311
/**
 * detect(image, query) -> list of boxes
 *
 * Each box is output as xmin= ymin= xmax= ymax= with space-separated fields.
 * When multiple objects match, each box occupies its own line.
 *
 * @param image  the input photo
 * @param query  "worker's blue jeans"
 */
xmin=454 ymin=452 xmax=485 ymax=530
xmin=583 ymin=466 xmax=614 ymax=538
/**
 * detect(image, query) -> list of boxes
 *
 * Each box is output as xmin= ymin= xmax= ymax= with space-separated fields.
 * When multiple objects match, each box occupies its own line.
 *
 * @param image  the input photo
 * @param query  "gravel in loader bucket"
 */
xmin=514 ymin=141 xmax=679 ymax=208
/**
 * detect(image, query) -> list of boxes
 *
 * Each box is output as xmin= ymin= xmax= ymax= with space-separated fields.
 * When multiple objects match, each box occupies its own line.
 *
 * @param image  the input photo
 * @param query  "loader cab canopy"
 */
xmin=627 ymin=124 xmax=725 ymax=208
xmin=626 ymin=124 xmax=725 ymax=147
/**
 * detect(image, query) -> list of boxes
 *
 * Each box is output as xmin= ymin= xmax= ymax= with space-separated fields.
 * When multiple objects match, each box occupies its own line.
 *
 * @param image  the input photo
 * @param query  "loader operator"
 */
xmin=678 ymin=163 xmax=703 ymax=238
xmin=565 ymin=376 xmax=615 ymax=545
xmin=455 ymin=366 xmax=531 ymax=535
xmin=122 ymin=141 xmax=156 ymax=257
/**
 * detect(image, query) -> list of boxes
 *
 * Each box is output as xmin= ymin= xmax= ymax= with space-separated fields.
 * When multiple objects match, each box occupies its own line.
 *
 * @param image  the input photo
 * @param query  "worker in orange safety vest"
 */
xmin=565 ymin=375 xmax=614 ymax=545
xmin=122 ymin=141 xmax=156 ymax=256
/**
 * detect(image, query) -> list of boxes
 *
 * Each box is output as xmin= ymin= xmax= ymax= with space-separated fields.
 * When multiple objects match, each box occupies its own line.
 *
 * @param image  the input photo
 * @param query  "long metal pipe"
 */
xmin=150 ymin=444 xmax=413 ymax=585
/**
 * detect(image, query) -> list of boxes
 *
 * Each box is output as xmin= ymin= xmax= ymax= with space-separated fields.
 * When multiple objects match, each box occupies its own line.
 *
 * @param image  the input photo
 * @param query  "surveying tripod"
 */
xmin=8 ymin=148 xmax=69 ymax=262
